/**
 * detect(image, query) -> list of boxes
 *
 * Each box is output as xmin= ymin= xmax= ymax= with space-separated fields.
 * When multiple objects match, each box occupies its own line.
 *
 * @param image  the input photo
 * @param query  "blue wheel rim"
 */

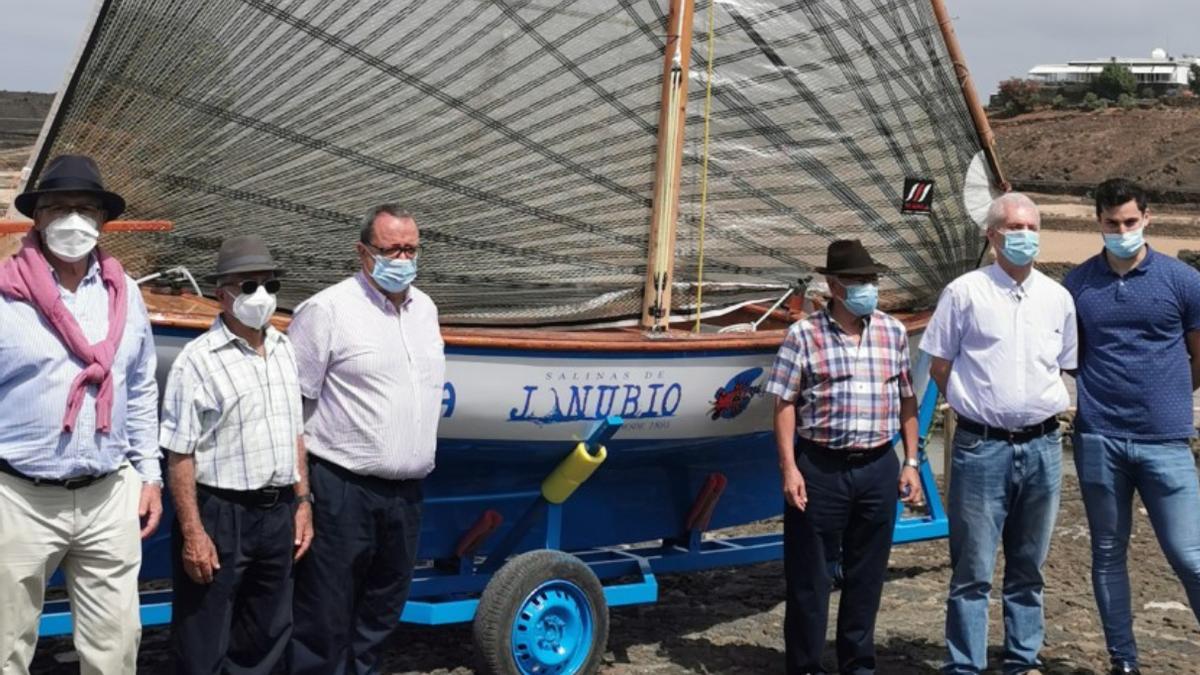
xmin=510 ymin=579 xmax=594 ymax=674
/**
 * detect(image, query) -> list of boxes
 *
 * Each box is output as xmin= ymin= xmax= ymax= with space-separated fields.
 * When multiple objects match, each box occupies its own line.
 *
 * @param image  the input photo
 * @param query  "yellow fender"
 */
xmin=541 ymin=442 xmax=607 ymax=504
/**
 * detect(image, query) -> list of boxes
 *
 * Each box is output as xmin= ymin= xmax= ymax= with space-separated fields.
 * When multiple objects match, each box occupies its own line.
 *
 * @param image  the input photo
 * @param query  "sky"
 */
xmin=1 ymin=0 xmax=1198 ymax=99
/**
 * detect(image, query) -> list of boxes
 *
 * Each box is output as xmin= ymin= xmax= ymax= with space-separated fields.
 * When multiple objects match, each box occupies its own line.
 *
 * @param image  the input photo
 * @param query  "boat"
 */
xmin=5 ymin=0 xmax=1003 ymax=670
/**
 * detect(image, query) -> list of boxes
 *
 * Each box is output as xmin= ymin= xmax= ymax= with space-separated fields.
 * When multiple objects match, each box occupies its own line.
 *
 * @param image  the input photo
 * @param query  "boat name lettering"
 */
xmin=509 ymin=382 xmax=682 ymax=424
xmin=543 ymin=370 xmax=665 ymax=382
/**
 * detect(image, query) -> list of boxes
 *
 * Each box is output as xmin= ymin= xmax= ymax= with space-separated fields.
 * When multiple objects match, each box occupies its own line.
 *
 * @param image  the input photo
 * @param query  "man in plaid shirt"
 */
xmin=767 ymin=239 xmax=923 ymax=675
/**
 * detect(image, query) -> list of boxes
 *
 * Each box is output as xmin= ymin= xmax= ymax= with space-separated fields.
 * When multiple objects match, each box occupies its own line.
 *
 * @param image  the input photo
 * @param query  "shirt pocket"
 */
xmin=1034 ymin=326 xmax=1065 ymax=370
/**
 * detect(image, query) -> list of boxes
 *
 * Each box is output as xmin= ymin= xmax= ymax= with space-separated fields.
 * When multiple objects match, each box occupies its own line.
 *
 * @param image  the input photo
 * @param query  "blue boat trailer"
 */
xmin=38 ymin=377 xmax=947 ymax=674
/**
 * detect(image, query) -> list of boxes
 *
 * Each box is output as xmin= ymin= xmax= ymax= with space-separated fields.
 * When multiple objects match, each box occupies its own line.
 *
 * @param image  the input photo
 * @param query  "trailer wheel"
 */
xmin=473 ymin=549 xmax=609 ymax=675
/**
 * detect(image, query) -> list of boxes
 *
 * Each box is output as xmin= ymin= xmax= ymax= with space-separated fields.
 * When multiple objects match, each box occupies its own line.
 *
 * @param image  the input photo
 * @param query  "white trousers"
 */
xmin=0 ymin=464 xmax=142 ymax=674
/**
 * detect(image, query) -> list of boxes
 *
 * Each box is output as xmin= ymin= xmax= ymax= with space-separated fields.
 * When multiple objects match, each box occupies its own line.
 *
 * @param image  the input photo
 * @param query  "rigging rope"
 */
xmin=693 ymin=0 xmax=718 ymax=332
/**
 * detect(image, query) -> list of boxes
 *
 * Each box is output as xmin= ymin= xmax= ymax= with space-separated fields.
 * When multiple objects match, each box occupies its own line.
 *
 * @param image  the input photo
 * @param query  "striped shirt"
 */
xmin=159 ymin=317 xmax=302 ymax=490
xmin=0 ymin=257 xmax=159 ymax=481
xmin=765 ymin=309 xmax=915 ymax=450
xmin=289 ymin=274 xmax=444 ymax=480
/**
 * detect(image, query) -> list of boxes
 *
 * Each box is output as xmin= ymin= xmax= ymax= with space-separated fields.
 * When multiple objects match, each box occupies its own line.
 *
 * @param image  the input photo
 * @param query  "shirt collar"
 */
xmin=1096 ymin=243 xmax=1155 ymax=277
xmin=355 ymin=271 xmax=413 ymax=314
xmin=48 ymin=253 xmax=101 ymax=287
xmin=819 ymin=305 xmax=872 ymax=336
xmin=211 ymin=315 xmax=282 ymax=354
xmin=985 ymin=263 xmax=1037 ymax=298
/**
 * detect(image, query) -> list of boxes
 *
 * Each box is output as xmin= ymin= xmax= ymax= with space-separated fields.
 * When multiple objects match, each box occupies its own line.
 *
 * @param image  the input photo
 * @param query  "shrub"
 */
xmin=996 ymin=78 xmax=1042 ymax=115
xmin=1051 ymin=94 xmax=1067 ymax=110
xmin=1117 ymin=93 xmax=1137 ymax=109
xmin=1191 ymin=64 xmax=1200 ymax=96
xmin=1095 ymin=63 xmax=1137 ymax=100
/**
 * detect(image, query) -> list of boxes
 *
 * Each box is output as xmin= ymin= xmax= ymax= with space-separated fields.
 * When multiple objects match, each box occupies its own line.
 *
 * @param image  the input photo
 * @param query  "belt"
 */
xmin=198 ymin=483 xmax=294 ymax=508
xmin=798 ymin=437 xmax=892 ymax=465
xmin=956 ymin=415 xmax=1058 ymax=444
xmin=0 ymin=459 xmax=114 ymax=490
xmin=309 ymin=454 xmax=422 ymax=491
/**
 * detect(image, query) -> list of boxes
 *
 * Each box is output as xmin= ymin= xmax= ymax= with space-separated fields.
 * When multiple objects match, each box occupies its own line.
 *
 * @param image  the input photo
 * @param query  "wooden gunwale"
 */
xmin=145 ymin=290 xmax=931 ymax=353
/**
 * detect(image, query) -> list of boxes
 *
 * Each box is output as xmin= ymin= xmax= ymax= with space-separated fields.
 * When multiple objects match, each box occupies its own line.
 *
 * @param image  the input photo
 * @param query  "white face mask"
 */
xmin=231 ymin=286 xmax=277 ymax=330
xmin=43 ymin=212 xmax=100 ymax=263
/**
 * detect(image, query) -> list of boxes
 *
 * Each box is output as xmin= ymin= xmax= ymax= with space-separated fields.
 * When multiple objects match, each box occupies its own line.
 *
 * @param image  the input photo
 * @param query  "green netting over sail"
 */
xmin=22 ymin=0 xmax=986 ymax=325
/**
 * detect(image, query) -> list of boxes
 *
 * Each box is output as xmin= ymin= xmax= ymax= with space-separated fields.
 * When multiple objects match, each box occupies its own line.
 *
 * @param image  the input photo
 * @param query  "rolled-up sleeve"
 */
xmin=123 ymin=287 xmax=161 ymax=482
xmin=288 ymin=299 xmax=333 ymax=400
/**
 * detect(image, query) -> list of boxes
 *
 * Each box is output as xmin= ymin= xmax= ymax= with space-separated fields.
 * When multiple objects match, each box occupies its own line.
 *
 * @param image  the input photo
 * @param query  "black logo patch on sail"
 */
xmin=901 ymin=178 xmax=934 ymax=215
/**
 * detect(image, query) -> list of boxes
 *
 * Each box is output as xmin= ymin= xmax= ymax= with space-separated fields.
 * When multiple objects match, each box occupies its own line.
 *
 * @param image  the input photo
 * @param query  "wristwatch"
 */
xmin=295 ymin=493 xmax=314 ymax=505
xmin=903 ymin=457 xmax=921 ymax=469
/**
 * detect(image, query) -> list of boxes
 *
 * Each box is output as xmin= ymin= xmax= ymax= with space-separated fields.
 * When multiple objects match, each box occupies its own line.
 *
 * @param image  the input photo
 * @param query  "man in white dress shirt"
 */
xmin=921 ymin=192 xmax=1077 ymax=675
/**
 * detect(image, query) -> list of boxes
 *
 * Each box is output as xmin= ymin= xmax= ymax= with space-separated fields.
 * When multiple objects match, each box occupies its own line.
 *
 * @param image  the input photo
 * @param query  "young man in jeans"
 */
xmin=922 ymin=193 xmax=1077 ymax=675
xmin=1064 ymin=178 xmax=1200 ymax=675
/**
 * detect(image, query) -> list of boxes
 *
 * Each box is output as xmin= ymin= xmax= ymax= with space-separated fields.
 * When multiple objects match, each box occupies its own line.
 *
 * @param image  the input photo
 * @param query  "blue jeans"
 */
xmin=1074 ymin=432 xmax=1200 ymax=667
xmin=943 ymin=426 xmax=1062 ymax=675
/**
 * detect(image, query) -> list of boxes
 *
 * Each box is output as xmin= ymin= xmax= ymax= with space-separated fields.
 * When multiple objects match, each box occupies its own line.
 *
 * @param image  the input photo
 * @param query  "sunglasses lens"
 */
xmin=235 ymin=279 xmax=280 ymax=295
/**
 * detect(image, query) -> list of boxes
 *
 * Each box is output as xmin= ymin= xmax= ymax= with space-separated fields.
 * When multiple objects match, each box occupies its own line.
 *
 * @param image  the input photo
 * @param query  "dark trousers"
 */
xmin=170 ymin=488 xmax=295 ymax=675
xmin=288 ymin=457 xmax=423 ymax=675
xmin=785 ymin=440 xmax=899 ymax=675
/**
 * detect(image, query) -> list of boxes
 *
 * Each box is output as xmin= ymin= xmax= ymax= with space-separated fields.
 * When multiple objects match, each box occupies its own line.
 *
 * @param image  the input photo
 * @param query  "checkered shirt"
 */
xmin=765 ymin=309 xmax=915 ymax=450
xmin=159 ymin=317 xmax=303 ymax=490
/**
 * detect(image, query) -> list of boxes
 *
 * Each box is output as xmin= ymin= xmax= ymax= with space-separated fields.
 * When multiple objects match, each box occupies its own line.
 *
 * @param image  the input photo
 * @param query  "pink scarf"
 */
xmin=0 ymin=231 xmax=129 ymax=433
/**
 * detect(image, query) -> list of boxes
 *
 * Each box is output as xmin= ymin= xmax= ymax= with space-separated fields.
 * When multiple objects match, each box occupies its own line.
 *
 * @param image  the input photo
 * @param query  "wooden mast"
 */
xmin=640 ymin=0 xmax=695 ymax=331
xmin=929 ymin=0 xmax=1009 ymax=191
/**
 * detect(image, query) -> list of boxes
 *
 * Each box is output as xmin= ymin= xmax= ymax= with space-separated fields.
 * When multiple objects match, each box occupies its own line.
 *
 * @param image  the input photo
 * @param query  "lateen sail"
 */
xmin=13 ymin=0 xmax=991 ymax=325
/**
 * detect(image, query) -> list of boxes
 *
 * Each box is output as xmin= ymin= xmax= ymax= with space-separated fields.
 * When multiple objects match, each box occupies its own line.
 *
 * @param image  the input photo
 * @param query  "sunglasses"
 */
xmin=225 ymin=279 xmax=281 ymax=295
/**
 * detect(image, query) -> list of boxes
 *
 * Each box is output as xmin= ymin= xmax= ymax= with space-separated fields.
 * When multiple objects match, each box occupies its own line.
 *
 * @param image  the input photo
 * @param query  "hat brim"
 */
xmin=204 ymin=263 xmax=287 ymax=283
xmin=14 ymin=186 xmax=126 ymax=221
xmin=814 ymin=263 xmax=890 ymax=275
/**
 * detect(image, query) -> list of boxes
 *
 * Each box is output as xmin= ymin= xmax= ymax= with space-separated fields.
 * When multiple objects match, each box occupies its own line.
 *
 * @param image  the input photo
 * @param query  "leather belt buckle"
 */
xmin=260 ymin=487 xmax=281 ymax=507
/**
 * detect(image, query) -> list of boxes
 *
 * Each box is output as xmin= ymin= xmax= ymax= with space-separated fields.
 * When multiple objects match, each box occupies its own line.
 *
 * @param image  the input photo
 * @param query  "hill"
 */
xmin=992 ymin=107 xmax=1200 ymax=198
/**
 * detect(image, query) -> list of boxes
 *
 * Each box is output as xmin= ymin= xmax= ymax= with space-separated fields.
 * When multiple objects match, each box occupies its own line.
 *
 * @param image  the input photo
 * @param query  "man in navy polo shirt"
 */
xmin=1064 ymin=178 xmax=1200 ymax=675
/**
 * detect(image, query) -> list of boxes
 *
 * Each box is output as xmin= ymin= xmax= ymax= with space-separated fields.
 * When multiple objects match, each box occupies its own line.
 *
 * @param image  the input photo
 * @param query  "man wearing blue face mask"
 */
xmin=767 ymin=239 xmax=923 ymax=674
xmin=287 ymin=204 xmax=445 ymax=675
xmin=1063 ymin=179 xmax=1200 ymax=675
xmin=922 ymin=192 xmax=1077 ymax=675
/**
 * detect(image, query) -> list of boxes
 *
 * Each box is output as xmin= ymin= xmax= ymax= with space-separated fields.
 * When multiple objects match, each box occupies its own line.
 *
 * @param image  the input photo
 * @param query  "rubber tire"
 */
xmin=473 ymin=549 xmax=609 ymax=675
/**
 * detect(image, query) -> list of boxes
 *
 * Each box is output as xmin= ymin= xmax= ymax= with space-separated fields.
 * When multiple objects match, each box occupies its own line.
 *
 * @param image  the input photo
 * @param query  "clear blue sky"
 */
xmin=2 ymin=0 xmax=1197 ymax=98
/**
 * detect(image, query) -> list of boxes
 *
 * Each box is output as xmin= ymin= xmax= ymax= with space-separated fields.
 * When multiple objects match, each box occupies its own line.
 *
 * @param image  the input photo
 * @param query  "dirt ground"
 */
xmin=993 ymin=107 xmax=1200 ymax=192
xmin=27 ymin=474 xmax=1200 ymax=674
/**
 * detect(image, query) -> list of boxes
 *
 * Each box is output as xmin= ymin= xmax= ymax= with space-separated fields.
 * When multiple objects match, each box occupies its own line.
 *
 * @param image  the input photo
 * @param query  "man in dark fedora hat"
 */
xmin=0 ymin=154 xmax=161 ymax=674
xmin=160 ymin=234 xmax=312 ymax=675
xmin=766 ymin=239 xmax=923 ymax=674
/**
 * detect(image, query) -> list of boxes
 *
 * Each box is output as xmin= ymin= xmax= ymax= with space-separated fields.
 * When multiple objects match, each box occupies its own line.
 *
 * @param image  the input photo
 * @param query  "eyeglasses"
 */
xmin=224 ymin=279 xmax=281 ymax=295
xmin=37 ymin=203 xmax=105 ymax=220
xmin=365 ymin=242 xmax=419 ymax=259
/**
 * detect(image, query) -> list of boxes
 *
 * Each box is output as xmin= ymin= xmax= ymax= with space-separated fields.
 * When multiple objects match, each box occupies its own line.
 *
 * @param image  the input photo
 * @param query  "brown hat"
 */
xmin=206 ymin=235 xmax=285 ymax=282
xmin=814 ymin=239 xmax=890 ymax=275
xmin=14 ymin=154 xmax=125 ymax=219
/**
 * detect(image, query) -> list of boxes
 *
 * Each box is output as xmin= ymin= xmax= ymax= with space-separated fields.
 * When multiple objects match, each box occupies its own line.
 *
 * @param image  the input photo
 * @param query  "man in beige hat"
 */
xmin=160 ymin=234 xmax=312 ymax=675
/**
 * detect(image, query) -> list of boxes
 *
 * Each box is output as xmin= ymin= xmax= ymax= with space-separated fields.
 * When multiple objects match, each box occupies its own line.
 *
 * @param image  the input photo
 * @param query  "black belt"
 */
xmin=309 ymin=453 xmax=422 ymax=492
xmin=956 ymin=415 xmax=1058 ymax=444
xmin=198 ymin=483 xmax=294 ymax=508
xmin=798 ymin=437 xmax=892 ymax=465
xmin=0 ymin=459 xmax=114 ymax=490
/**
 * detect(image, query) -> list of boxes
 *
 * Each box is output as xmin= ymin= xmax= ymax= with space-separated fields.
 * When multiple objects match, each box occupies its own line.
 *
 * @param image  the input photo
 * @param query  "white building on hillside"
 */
xmin=1028 ymin=49 xmax=1199 ymax=88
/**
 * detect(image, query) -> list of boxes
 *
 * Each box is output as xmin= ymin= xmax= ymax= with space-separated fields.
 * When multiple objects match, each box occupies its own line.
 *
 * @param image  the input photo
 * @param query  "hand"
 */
xmin=782 ymin=465 xmax=808 ymax=511
xmin=139 ymin=482 xmax=163 ymax=540
xmin=899 ymin=465 xmax=924 ymax=506
xmin=293 ymin=502 xmax=314 ymax=561
xmin=181 ymin=531 xmax=221 ymax=584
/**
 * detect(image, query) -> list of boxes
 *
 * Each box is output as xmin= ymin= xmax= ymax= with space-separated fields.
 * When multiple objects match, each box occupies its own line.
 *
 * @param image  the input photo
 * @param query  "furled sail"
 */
xmin=14 ymin=0 xmax=993 ymax=325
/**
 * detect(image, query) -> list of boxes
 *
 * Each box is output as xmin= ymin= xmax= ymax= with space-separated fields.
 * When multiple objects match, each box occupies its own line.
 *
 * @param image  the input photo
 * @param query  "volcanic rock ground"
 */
xmin=8 ymin=101 xmax=1200 ymax=673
